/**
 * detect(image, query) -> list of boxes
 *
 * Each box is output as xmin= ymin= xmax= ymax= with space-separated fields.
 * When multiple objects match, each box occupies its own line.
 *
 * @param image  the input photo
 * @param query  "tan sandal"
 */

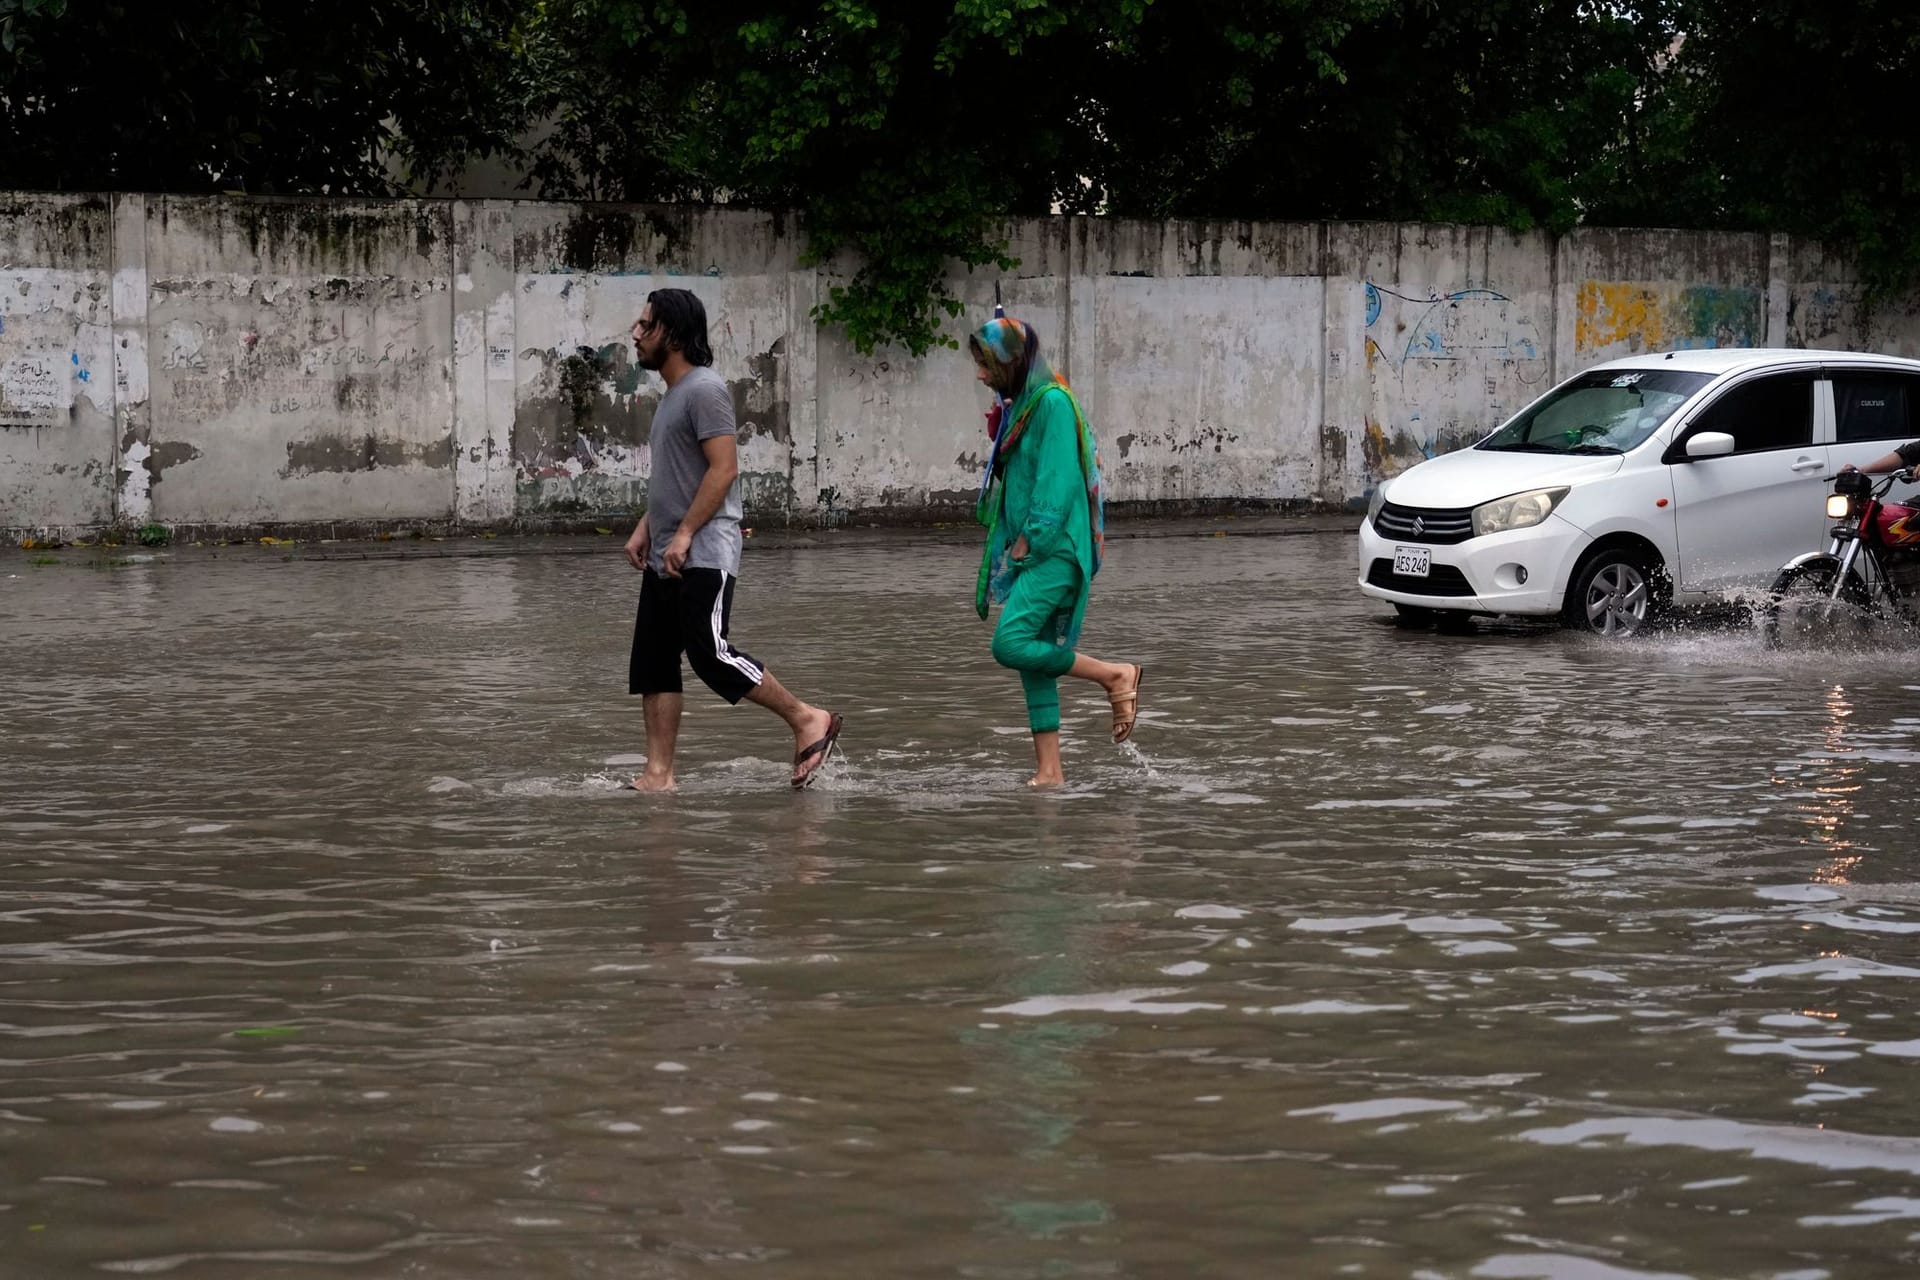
xmin=1109 ymin=665 xmax=1144 ymax=743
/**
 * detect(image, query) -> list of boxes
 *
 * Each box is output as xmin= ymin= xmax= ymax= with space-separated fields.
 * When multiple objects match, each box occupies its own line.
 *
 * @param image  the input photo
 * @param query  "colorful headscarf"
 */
xmin=972 ymin=318 xmax=1105 ymax=621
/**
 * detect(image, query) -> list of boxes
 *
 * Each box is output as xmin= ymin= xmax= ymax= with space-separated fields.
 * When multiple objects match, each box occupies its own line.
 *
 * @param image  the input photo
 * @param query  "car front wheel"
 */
xmin=1563 ymin=548 xmax=1663 ymax=637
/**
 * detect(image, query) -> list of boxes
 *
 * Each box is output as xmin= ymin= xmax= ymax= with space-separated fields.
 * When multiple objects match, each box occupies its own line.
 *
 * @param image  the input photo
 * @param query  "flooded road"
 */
xmin=5 ymin=531 xmax=1920 ymax=1278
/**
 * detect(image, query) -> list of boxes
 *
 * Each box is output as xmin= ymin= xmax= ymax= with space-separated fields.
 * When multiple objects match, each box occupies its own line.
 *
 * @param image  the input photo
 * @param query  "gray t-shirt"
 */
xmin=646 ymin=365 xmax=742 ymax=576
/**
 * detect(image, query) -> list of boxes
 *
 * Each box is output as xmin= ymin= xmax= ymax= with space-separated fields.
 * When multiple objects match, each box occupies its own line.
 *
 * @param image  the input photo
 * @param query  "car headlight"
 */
xmin=1471 ymin=487 xmax=1569 ymax=537
xmin=1367 ymin=483 xmax=1389 ymax=522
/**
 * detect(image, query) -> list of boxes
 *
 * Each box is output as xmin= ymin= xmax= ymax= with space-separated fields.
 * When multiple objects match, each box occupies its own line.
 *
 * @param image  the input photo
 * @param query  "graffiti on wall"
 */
xmin=1361 ymin=282 xmax=1549 ymax=480
xmin=1574 ymin=281 xmax=1761 ymax=355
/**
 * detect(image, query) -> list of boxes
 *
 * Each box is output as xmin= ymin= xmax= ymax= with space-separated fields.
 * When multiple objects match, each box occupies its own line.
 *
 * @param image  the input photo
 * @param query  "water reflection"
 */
xmin=1797 ymin=683 xmax=1866 ymax=886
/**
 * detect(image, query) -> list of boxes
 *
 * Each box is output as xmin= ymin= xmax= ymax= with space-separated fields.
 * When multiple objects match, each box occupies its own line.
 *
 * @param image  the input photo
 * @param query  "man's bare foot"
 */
xmin=790 ymin=708 xmax=844 ymax=789
xmin=1028 ymin=772 xmax=1065 ymax=788
xmin=629 ymin=769 xmax=676 ymax=792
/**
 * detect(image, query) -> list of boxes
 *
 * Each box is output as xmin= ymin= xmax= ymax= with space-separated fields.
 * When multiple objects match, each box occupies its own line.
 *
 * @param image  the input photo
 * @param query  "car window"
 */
xmin=1688 ymin=374 xmax=1815 ymax=453
xmin=1833 ymin=373 xmax=1920 ymax=443
xmin=1478 ymin=368 xmax=1711 ymax=456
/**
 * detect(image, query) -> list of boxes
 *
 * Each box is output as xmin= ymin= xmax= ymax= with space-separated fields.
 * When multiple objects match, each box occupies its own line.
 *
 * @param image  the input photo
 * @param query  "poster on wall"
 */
xmin=0 ymin=351 xmax=70 ymax=427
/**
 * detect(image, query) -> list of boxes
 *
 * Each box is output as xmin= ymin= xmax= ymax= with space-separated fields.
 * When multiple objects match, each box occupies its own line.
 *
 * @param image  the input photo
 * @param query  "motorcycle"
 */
xmin=1764 ymin=466 xmax=1920 ymax=644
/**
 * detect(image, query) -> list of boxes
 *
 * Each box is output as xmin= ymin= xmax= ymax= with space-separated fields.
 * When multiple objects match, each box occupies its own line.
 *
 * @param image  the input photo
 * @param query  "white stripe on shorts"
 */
xmin=709 ymin=574 xmax=764 ymax=685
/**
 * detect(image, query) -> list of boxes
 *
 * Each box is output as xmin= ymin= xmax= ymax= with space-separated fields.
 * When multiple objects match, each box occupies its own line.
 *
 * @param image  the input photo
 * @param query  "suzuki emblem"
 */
xmin=1412 ymin=516 xmax=1426 ymax=537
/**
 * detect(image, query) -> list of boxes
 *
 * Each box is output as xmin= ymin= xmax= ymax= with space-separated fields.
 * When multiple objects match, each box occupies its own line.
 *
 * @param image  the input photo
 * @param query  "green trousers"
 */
xmin=990 ymin=555 xmax=1082 ymax=733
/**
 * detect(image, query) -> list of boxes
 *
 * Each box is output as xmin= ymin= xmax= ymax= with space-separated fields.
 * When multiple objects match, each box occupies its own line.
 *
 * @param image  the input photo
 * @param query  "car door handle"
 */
xmin=1790 ymin=458 xmax=1826 ymax=473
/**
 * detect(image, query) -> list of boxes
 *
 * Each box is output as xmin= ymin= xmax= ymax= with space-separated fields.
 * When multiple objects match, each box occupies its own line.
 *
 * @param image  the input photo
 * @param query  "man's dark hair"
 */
xmin=645 ymin=288 xmax=714 ymax=367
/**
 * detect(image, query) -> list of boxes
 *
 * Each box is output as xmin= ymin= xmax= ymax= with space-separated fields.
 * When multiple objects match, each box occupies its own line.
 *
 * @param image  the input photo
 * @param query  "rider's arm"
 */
xmin=1846 ymin=441 xmax=1920 ymax=474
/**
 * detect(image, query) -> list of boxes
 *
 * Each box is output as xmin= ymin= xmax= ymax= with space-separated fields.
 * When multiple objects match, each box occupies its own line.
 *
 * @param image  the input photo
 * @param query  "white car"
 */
xmin=1358 ymin=348 xmax=1920 ymax=635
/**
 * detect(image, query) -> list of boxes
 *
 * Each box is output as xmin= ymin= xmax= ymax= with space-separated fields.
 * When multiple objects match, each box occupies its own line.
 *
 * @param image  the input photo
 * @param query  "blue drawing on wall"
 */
xmin=1364 ymin=283 xmax=1547 ymax=376
xmin=71 ymin=351 xmax=90 ymax=383
xmin=1362 ymin=281 xmax=1550 ymax=469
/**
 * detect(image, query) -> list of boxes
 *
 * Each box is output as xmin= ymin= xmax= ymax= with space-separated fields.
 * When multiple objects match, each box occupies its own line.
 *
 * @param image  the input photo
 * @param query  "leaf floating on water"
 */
xmin=594 ymin=527 xmax=613 ymax=535
xmin=233 ymin=1026 xmax=301 ymax=1038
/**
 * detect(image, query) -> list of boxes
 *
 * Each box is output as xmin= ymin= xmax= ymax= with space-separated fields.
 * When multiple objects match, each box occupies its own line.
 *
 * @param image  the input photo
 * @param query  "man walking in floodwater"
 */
xmin=621 ymin=288 xmax=843 ymax=791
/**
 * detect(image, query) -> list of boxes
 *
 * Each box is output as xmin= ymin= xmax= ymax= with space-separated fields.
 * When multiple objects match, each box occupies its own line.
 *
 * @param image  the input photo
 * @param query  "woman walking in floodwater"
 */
xmin=970 ymin=317 xmax=1144 ymax=786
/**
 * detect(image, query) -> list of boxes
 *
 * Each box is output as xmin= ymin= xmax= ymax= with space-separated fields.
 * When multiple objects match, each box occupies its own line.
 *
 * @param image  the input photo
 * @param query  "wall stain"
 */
xmin=560 ymin=210 xmax=639 ymax=272
xmin=513 ymin=338 xmax=790 ymax=504
xmin=736 ymin=338 xmax=790 ymax=444
xmin=878 ymin=485 xmax=974 ymax=509
xmin=1318 ymin=423 xmax=1348 ymax=504
xmin=516 ymin=342 xmax=659 ymax=474
xmin=283 ymin=434 xmax=453 ymax=477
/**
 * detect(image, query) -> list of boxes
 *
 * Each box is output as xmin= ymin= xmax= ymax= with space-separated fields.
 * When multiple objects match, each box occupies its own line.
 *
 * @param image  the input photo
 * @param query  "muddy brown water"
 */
xmin=4 ymin=533 xmax=1920 ymax=1278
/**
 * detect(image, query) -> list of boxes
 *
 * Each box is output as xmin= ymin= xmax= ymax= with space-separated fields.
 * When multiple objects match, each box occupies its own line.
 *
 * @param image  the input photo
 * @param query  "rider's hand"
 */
xmin=1840 ymin=463 xmax=1861 ymax=474
xmin=623 ymin=521 xmax=651 ymax=572
xmin=661 ymin=528 xmax=694 ymax=577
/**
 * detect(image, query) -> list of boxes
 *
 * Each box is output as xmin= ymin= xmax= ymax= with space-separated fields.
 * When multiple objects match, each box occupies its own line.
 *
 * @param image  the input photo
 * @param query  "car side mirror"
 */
xmin=1683 ymin=431 xmax=1736 ymax=459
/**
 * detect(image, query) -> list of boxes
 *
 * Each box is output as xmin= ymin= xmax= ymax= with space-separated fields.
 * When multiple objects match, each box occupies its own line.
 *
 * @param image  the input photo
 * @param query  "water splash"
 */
xmin=1116 ymin=739 xmax=1161 ymax=779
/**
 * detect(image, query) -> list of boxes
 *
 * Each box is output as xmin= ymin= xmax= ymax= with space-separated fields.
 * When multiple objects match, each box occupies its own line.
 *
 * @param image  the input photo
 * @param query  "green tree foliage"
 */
xmin=0 ymin=0 xmax=524 ymax=194
xmin=522 ymin=0 xmax=1682 ymax=352
xmin=521 ymin=0 xmax=1169 ymax=353
xmin=1644 ymin=0 xmax=1920 ymax=296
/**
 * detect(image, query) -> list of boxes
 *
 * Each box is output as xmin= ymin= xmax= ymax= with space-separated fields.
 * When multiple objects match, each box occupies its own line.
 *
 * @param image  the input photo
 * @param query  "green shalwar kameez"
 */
xmin=978 ymin=382 xmax=1104 ymax=735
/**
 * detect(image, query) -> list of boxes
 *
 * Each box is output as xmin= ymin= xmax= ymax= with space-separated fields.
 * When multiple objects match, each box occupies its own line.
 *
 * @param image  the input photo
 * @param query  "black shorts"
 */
xmin=629 ymin=567 xmax=765 ymax=703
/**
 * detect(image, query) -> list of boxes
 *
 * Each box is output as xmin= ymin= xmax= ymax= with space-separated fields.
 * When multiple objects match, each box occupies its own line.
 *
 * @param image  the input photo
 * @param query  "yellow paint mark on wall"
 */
xmin=1576 ymin=281 xmax=1666 ymax=354
xmin=1361 ymin=416 xmax=1393 ymax=478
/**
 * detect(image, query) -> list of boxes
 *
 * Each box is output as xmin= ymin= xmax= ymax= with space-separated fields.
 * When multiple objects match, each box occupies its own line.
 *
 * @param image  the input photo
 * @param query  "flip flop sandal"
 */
xmin=791 ymin=712 xmax=845 ymax=790
xmin=1109 ymin=666 xmax=1144 ymax=743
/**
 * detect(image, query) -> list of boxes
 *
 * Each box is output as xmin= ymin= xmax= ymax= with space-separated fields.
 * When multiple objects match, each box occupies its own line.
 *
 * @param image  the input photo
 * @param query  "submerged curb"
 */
xmin=4 ymin=516 xmax=1361 ymax=567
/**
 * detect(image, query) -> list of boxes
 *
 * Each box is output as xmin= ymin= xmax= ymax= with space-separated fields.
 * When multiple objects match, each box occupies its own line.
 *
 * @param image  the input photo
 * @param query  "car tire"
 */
xmin=1562 ymin=547 xmax=1665 ymax=638
xmin=1761 ymin=556 xmax=1871 ymax=648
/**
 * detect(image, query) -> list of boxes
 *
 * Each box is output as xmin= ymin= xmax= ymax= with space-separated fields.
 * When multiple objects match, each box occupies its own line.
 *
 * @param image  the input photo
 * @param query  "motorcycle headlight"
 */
xmin=1471 ymin=487 xmax=1569 ymax=537
xmin=1827 ymin=493 xmax=1852 ymax=519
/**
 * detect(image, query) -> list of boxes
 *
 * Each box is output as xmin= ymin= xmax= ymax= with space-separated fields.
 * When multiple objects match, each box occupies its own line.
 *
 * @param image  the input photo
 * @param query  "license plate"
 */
xmin=1393 ymin=546 xmax=1431 ymax=578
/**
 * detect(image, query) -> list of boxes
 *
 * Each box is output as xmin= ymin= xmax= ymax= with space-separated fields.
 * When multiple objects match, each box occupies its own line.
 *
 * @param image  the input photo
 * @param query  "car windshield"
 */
xmin=1477 ymin=369 xmax=1714 ymax=455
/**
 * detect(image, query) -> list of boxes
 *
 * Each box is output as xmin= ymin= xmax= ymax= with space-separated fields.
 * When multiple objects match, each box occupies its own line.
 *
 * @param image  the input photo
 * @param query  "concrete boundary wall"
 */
xmin=4 ymin=193 xmax=1919 ymax=536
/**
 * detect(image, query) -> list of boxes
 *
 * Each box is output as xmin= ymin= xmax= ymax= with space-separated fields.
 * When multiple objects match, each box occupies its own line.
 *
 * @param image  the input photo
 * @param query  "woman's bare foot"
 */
xmin=629 ymin=767 xmax=676 ymax=792
xmin=1028 ymin=772 xmax=1065 ymax=788
xmin=1104 ymin=663 xmax=1143 ymax=743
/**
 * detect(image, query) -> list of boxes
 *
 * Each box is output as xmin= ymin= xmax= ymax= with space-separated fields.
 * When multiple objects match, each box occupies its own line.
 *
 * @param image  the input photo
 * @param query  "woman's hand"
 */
xmin=1010 ymin=535 xmax=1030 ymax=563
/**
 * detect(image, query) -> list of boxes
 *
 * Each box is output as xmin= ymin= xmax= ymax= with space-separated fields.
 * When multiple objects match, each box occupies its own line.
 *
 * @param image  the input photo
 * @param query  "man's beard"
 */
xmin=636 ymin=347 xmax=666 ymax=372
